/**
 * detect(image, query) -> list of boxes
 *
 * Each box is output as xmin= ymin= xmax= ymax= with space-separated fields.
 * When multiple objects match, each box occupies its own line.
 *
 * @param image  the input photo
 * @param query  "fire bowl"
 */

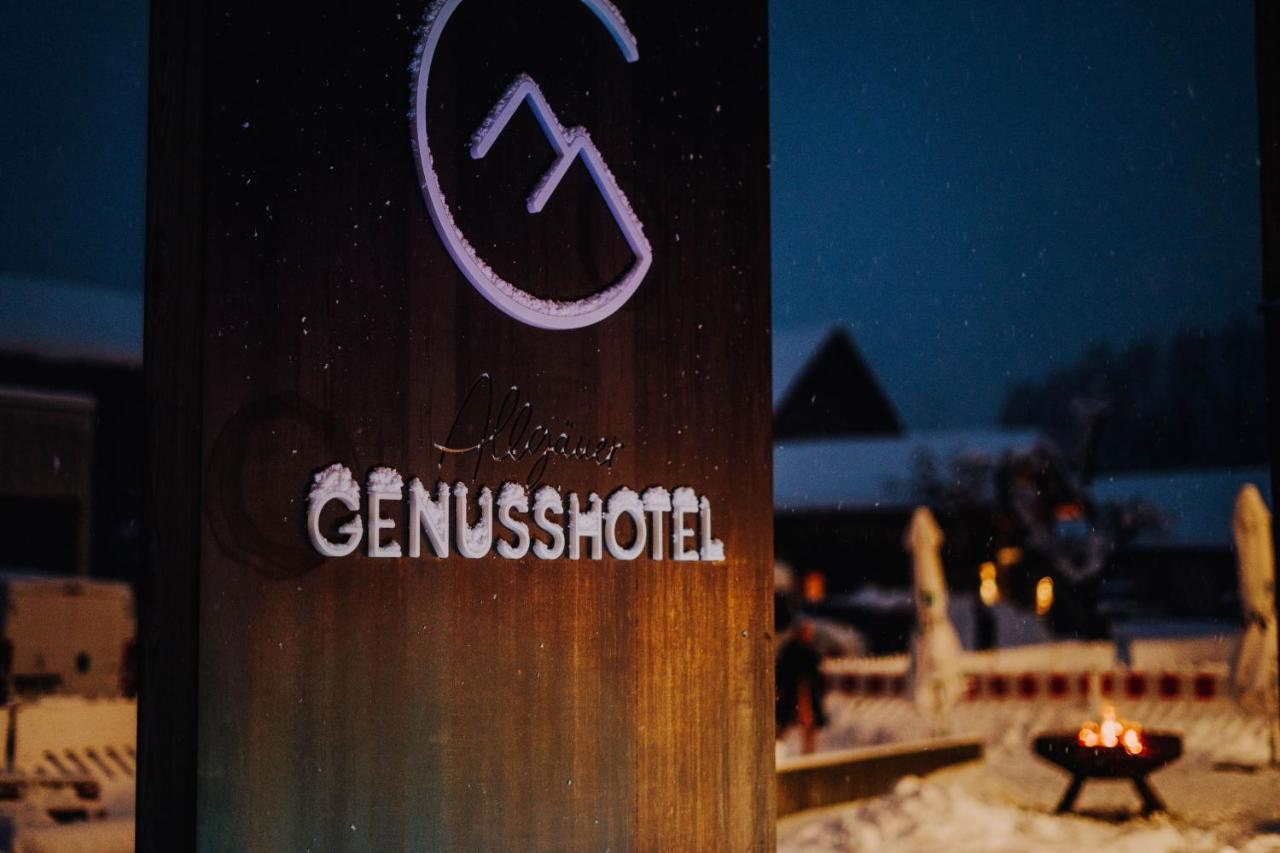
xmin=1033 ymin=731 xmax=1183 ymax=815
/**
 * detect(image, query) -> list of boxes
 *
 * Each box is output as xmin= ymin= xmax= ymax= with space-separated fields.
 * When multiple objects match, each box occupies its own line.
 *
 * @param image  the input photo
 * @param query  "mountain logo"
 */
xmin=411 ymin=0 xmax=652 ymax=330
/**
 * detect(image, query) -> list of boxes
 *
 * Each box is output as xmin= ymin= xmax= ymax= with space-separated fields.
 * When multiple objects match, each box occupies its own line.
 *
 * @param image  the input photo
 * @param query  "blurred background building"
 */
xmin=774 ymin=326 xmax=1271 ymax=653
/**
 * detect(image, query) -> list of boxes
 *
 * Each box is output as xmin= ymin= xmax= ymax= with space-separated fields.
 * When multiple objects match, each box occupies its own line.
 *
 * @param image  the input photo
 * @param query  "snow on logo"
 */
xmin=411 ymin=0 xmax=652 ymax=330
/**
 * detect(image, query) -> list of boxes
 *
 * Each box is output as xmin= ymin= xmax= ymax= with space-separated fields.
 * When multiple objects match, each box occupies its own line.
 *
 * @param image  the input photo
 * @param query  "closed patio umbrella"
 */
xmin=1229 ymin=484 xmax=1279 ymax=763
xmin=905 ymin=507 xmax=965 ymax=724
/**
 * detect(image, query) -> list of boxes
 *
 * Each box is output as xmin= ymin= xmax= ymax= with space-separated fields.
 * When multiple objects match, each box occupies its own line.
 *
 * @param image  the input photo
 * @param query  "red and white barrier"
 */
xmin=822 ymin=661 xmax=1225 ymax=702
xmin=956 ymin=670 xmax=1222 ymax=702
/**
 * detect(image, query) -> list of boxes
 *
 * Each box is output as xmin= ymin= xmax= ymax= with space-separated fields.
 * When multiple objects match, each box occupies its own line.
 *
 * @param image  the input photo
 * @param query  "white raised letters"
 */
xmin=306 ymin=467 xmax=725 ymax=564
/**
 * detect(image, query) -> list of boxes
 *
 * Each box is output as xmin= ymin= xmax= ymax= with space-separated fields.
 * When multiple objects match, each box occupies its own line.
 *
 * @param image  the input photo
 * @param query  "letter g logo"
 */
xmin=411 ymin=0 xmax=652 ymax=330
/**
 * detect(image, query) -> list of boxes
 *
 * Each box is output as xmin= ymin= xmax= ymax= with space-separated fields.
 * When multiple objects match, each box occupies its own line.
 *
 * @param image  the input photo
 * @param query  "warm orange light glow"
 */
xmin=802 ymin=571 xmax=826 ymax=603
xmin=995 ymin=546 xmax=1022 ymax=567
xmin=1078 ymin=705 xmax=1144 ymax=755
xmin=1100 ymin=707 xmax=1123 ymax=748
xmin=1122 ymin=726 xmax=1144 ymax=756
xmin=1055 ymin=503 xmax=1082 ymax=521
xmin=1035 ymin=576 xmax=1054 ymax=616
xmin=978 ymin=562 xmax=999 ymax=606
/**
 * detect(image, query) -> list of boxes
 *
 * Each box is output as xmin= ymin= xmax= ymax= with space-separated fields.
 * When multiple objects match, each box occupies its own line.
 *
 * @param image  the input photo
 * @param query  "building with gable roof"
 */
xmin=771 ymin=325 xmax=1263 ymax=651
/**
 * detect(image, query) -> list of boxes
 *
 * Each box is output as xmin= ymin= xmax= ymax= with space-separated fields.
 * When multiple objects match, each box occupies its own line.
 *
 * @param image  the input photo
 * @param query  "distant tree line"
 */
xmin=1000 ymin=317 xmax=1267 ymax=473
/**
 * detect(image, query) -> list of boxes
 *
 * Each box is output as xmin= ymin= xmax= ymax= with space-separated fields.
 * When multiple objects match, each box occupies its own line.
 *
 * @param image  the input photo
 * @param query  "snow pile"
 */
xmin=533 ymin=485 xmax=564 ymax=514
xmin=15 ymin=818 xmax=134 ymax=853
xmin=671 ymin=486 xmax=699 ymax=512
xmin=641 ymin=487 xmax=671 ymax=511
xmin=310 ymin=463 xmax=360 ymax=505
xmin=606 ymin=487 xmax=643 ymax=515
xmin=779 ymin=776 xmax=1277 ymax=853
xmin=367 ymin=467 xmax=403 ymax=495
xmin=498 ymin=482 xmax=529 ymax=513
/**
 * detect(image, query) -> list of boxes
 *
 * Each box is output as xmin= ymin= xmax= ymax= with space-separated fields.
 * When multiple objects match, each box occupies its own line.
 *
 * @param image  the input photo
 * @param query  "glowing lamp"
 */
xmin=1035 ymin=576 xmax=1054 ymax=616
xmin=979 ymin=561 xmax=1000 ymax=606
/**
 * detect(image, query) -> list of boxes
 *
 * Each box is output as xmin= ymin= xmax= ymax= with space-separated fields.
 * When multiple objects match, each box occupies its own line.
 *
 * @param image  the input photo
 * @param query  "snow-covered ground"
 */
xmin=778 ymin=690 xmax=1280 ymax=852
xmin=779 ymin=769 xmax=1280 ymax=853
xmin=11 ymin=817 xmax=133 ymax=853
xmin=0 ymin=697 xmax=135 ymax=852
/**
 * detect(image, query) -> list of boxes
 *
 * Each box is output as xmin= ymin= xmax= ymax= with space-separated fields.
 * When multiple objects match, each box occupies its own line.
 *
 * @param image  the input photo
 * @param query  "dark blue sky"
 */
xmin=0 ymin=2 xmax=148 ymax=295
xmin=771 ymin=0 xmax=1260 ymax=426
xmin=0 ymin=1 xmax=1263 ymax=427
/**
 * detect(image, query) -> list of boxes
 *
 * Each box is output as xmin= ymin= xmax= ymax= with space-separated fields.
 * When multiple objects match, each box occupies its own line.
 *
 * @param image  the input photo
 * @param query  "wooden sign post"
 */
xmin=141 ymin=0 xmax=772 ymax=849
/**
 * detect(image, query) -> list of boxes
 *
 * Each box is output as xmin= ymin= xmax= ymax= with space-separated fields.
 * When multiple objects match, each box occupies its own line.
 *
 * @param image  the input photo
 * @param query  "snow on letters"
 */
xmin=306 ymin=465 xmax=726 ymax=563
xmin=307 ymin=464 xmax=364 ymax=558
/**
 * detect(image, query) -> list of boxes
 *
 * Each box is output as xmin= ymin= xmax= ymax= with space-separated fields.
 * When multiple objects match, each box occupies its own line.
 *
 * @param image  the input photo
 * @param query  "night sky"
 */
xmin=771 ymin=0 xmax=1260 ymax=426
xmin=0 ymin=1 xmax=1263 ymax=427
xmin=0 ymin=3 xmax=148 ymax=295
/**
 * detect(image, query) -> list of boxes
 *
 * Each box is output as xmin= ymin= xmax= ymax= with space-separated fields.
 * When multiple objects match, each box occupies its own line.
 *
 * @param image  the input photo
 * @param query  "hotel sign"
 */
xmin=141 ymin=0 xmax=772 ymax=849
xmin=307 ymin=376 xmax=725 ymax=562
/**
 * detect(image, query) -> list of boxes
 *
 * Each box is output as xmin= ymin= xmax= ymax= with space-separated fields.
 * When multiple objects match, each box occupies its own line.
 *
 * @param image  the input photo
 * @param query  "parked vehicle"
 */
xmin=0 ymin=573 xmax=134 ymax=702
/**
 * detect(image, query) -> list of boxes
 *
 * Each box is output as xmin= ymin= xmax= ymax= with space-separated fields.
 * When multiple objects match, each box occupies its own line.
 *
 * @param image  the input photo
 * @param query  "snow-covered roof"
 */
xmin=772 ymin=326 xmax=836 ymax=407
xmin=774 ymin=429 xmax=1044 ymax=512
xmin=1092 ymin=466 xmax=1273 ymax=548
xmin=827 ymin=585 xmax=915 ymax=611
xmin=0 ymin=384 xmax=95 ymax=412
